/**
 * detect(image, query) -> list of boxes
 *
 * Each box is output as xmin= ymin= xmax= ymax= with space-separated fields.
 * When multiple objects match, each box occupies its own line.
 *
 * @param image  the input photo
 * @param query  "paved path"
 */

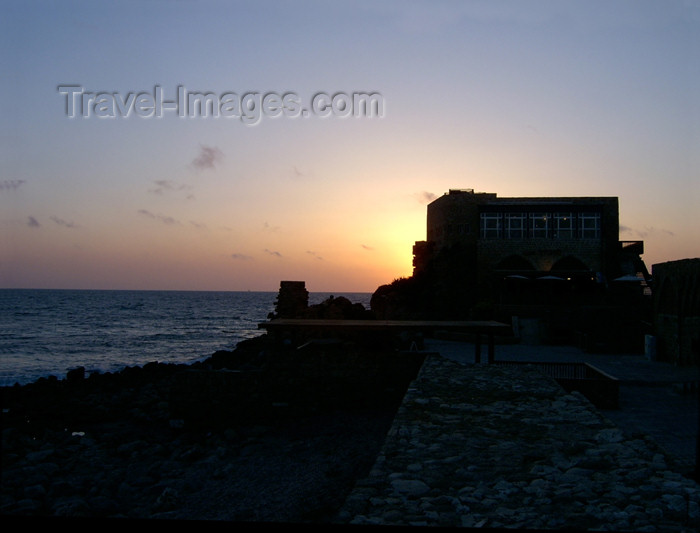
xmin=425 ymin=339 xmax=700 ymax=474
xmin=338 ymin=354 xmax=700 ymax=530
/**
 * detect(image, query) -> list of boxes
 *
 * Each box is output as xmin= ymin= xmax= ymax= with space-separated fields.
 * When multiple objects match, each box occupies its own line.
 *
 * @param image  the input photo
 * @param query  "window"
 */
xmin=579 ymin=212 xmax=600 ymax=239
xmin=480 ymin=212 xmax=501 ymax=239
xmin=530 ymin=212 xmax=549 ymax=238
xmin=504 ymin=212 xmax=527 ymax=239
xmin=479 ymin=208 xmax=602 ymax=240
xmin=553 ymin=212 xmax=574 ymax=239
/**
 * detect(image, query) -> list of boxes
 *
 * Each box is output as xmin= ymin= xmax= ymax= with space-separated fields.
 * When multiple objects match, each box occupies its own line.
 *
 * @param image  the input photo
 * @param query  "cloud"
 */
xmin=0 ymin=179 xmax=25 ymax=191
xmin=619 ymin=224 xmax=637 ymax=236
xmin=416 ymin=191 xmax=437 ymax=204
xmin=264 ymin=249 xmax=283 ymax=258
xmin=263 ymin=222 xmax=280 ymax=232
xmin=191 ymin=145 xmax=223 ymax=171
xmin=27 ymin=216 xmax=40 ymax=228
xmin=361 ymin=244 xmax=374 ymax=251
xmin=292 ymin=165 xmax=315 ymax=179
xmin=231 ymin=253 xmax=252 ymax=261
xmin=306 ymin=250 xmax=324 ymax=261
xmin=149 ymin=180 xmax=193 ymax=196
xmin=50 ymin=216 xmax=79 ymax=229
xmin=138 ymin=209 xmax=181 ymax=226
xmin=620 ymin=225 xmax=675 ymax=239
xmin=189 ymin=220 xmax=207 ymax=230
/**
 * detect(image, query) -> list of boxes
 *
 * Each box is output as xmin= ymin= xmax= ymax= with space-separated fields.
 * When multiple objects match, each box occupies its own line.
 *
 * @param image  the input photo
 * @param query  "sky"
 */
xmin=1 ymin=0 xmax=698 ymax=293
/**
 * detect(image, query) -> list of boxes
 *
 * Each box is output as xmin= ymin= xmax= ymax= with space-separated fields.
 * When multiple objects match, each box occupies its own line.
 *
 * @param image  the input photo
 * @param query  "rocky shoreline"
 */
xmin=1 ymin=335 xmax=422 ymax=522
xmin=5 ymin=328 xmax=700 ymax=530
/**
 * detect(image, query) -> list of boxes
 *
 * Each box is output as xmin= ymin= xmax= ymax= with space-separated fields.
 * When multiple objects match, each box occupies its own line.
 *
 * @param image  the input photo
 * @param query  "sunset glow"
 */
xmin=2 ymin=1 xmax=698 ymax=292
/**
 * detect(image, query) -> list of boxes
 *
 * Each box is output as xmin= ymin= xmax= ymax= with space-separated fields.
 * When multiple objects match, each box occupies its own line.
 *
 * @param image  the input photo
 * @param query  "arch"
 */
xmin=495 ymin=255 xmax=535 ymax=272
xmin=551 ymin=255 xmax=591 ymax=273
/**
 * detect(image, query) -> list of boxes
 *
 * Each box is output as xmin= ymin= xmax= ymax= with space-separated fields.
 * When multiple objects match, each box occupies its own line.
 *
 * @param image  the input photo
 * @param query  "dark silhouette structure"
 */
xmin=413 ymin=188 xmax=648 ymax=296
xmin=652 ymin=258 xmax=700 ymax=366
xmin=373 ymin=189 xmax=651 ymax=350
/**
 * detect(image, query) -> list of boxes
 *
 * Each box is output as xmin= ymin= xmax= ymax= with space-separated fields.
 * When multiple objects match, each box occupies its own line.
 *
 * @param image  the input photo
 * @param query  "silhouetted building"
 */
xmin=401 ymin=189 xmax=651 ymax=348
xmin=652 ymin=258 xmax=700 ymax=366
xmin=413 ymin=189 xmax=648 ymax=303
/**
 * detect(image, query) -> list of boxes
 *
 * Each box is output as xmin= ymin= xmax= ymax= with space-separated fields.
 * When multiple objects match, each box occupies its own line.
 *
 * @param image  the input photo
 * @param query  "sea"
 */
xmin=0 ymin=289 xmax=372 ymax=387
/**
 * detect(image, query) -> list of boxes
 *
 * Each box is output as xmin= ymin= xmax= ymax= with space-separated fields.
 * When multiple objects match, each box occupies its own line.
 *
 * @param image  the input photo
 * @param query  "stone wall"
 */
xmin=337 ymin=356 xmax=700 ymax=531
xmin=653 ymin=259 xmax=700 ymax=365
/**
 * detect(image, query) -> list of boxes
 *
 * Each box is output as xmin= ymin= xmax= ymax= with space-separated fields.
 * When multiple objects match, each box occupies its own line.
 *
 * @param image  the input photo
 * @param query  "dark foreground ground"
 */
xmin=1 ymin=336 xmax=423 ymax=523
xmin=5 ymin=334 xmax=698 ymax=529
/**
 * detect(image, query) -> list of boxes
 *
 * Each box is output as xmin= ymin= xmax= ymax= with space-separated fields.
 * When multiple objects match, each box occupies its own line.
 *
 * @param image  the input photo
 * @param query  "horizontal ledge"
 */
xmin=258 ymin=319 xmax=511 ymax=332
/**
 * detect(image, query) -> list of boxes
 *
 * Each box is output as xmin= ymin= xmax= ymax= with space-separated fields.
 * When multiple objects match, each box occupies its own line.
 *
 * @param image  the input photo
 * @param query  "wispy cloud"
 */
xmin=137 ymin=209 xmax=181 ymax=226
xmin=191 ymin=145 xmax=223 ymax=171
xmin=189 ymin=220 xmax=207 ymax=230
xmin=620 ymin=225 xmax=675 ymax=239
xmin=0 ymin=179 xmax=26 ymax=192
xmin=27 ymin=215 xmax=40 ymax=228
xmin=264 ymin=249 xmax=283 ymax=258
xmin=231 ymin=253 xmax=252 ymax=261
xmin=263 ymin=222 xmax=280 ymax=232
xmin=415 ymin=191 xmax=437 ymax=204
xmin=361 ymin=244 xmax=374 ymax=251
xmin=50 ymin=216 xmax=79 ymax=229
xmin=149 ymin=180 xmax=193 ymax=197
xmin=292 ymin=165 xmax=315 ymax=179
xmin=306 ymin=250 xmax=324 ymax=260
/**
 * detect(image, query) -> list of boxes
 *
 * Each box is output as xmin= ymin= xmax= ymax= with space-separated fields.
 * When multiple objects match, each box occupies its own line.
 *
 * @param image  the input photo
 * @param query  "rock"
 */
xmin=662 ymin=493 xmax=688 ymax=517
xmin=382 ymin=509 xmax=404 ymax=522
xmin=391 ymin=479 xmax=431 ymax=497
xmin=153 ymin=487 xmax=179 ymax=512
xmin=26 ymin=449 xmax=54 ymax=463
xmin=595 ymin=428 xmax=625 ymax=443
xmin=88 ymin=495 xmax=120 ymax=515
xmin=23 ymin=484 xmax=47 ymax=499
xmin=52 ymin=496 xmax=91 ymax=516
xmin=5 ymin=498 xmax=43 ymax=514
xmin=66 ymin=366 xmax=85 ymax=383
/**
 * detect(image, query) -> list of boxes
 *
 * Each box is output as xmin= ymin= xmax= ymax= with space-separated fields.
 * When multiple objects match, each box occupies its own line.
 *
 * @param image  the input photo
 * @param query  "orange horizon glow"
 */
xmin=2 ymin=2 xmax=698 ymax=293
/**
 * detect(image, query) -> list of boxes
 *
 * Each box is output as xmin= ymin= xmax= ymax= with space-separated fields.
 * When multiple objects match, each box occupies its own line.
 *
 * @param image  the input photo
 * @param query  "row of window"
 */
xmin=480 ymin=211 xmax=601 ymax=240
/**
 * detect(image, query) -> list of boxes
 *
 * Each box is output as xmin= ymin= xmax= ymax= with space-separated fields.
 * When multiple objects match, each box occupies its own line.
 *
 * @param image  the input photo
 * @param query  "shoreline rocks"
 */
xmin=4 ymin=335 xmax=700 ymax=530
xmin=1 ymin=335 xmax=418 ymax=521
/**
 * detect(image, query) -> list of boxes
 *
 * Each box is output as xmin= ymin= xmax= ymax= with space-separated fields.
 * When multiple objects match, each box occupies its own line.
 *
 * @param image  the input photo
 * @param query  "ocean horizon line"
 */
xmin=0 ymin=287 xmax=373 ymax=294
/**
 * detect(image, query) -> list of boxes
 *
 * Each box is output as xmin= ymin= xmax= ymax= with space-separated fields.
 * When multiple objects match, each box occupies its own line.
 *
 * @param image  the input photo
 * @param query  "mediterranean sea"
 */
xmin=0 ymin=289 xmax=371 ymax=386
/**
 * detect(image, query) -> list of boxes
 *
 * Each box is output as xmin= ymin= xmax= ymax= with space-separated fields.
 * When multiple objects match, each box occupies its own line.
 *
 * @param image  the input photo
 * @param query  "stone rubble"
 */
xmin=337 ymin=356 xmax=700 ymax=531
xmin=1 ymin=337 xmax=416 ymax=522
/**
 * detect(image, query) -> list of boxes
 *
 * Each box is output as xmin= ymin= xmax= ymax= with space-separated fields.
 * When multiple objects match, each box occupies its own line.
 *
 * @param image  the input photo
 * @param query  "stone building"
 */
xmin=652 ymin=258 xmax=700 ymax=365
xmin=414 ymin=189 xmax=648 ymax=292
xmin=400 ymin=189 xmax=651 ymax=348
